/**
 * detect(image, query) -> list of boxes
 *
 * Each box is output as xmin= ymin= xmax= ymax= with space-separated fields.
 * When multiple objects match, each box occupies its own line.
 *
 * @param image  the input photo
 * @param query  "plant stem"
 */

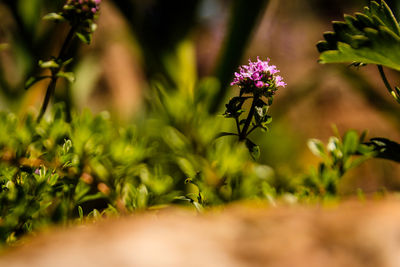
xmin=377 ymin=65 xmax=398 ymax=99
xmin=59 ymin=27 xmax=76 ymax=61
xmin=246 ymin=125 xmax=258 ymax=136
xmin=36 ymin=76 xmax=57 ymax=122
xmin=235 ymin=116 xmax=241 ymax=136
xmin=37 ymin=27 xmax=75 ymax=122
xmin=239 ymin=96 xmax=257 ymax=141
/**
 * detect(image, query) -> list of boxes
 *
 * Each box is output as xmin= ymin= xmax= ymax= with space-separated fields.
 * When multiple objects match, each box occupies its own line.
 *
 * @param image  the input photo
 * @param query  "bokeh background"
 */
xmin=1 ymin=0 xmax=400 ymax=194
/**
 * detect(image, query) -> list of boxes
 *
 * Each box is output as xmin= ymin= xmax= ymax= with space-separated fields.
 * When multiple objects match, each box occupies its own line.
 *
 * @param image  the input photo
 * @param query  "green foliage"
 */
xmin=365 ymin=137 xmax=400 ymax=162
xmin=317 ymin=0 xmax=400 ymax=164
xmin=0 ymin=81 xmax=277 ymax=244
xmin=317 ymin=0 xmax=400 ymax=71
xmin=303 ymin=130 xmax=376 ymax=196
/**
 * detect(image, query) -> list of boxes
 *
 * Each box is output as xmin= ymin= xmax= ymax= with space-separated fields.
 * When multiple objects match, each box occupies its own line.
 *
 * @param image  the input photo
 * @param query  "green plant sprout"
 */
xmin=25 ymin=0 xmax=101 ymax=122
xmin=304 ymin=130 xmax=376 ymax=196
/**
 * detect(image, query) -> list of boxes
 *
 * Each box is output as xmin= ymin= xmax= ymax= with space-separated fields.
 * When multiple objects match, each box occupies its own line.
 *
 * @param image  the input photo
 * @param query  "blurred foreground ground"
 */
xmin=1 ymin=198 xmax=400 ymax=267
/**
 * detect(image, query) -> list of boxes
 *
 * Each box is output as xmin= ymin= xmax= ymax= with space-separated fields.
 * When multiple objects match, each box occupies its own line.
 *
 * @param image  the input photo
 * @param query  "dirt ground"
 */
xmin=1 ymin=198 xmax=400 ymax=267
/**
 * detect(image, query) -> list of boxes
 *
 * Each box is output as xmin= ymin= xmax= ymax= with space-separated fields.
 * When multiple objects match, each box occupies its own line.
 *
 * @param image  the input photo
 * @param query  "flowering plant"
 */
xmin=25 ymin=0 xmax=101 ymax=122
xmin=221 ymin=57 xmax=286 ymax=159
xmin=54 ymin=0 xmax=101 ymax=44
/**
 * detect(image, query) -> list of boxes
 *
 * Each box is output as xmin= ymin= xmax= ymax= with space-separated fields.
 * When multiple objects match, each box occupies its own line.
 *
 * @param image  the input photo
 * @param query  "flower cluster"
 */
xmin=231 ymin=57 xmax=286 ymax=96
xmin=63 ymin=0 xmax=101 ymax=20
xmin=57 ymin=0 xmax=101 ymax=44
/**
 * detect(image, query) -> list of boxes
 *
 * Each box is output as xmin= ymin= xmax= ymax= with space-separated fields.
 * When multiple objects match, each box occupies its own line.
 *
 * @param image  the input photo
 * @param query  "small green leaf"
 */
xmin=223 ymin=97 xmax=249 ymax=118
xmin=343 ymin=130 xmax=359 ymax=155
xmin=367 ymin=137 xmax=400 ymax=162
xmin=61 ymin=58 xmax=74 ymax=67
xmin=39 ymin=59 xmax=59 ymax=69
xmin=43 ymin=13 xmax=65 ymax=22
xmin=245 ymin=138 xmax=260 ymax=160
xmin=78 ymin=206 xmax=83 ymax=220
xmin=90 ymin=23 xmax=98 ymax=32
xmin=308 ymin=139 xmax=326 ymax=158
xmin=215 ymin=132 xmax=238 ymax=139
xmin=63 ymin=5 xmax=75 ymax=11
xmin=24 ymin=76 xmax=51 ymax=90
xmin=327 ymin=136 xmax=342 ymax=158
xmin=192 ymin=201 xmax=203 ymax=212
xmin=76 ymin=32 xmax=91 ymax=44
xmin=77 ymin=192 xmax=106 ymax=204
xmin=57 ymin=72 xmax=75 ymax=83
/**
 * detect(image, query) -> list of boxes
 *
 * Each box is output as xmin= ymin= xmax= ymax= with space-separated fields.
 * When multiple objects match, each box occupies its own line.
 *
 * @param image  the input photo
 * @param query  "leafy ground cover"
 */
xmin=0 ymin=0 xmax=400 ymax=249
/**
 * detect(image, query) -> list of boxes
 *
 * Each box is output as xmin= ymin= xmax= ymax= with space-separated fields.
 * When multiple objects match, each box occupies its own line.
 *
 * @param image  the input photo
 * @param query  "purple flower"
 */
xmin=231 ymin=57 xmax=286 ymax=93
xmin=64 ymin=0 xmax=101 ymax=16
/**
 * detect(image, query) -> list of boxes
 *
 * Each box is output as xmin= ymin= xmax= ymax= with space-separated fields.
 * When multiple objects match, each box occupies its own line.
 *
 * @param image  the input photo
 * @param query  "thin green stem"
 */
xmin=36 ymin=77 xmax=57 ymax=122
xmin=239 ymin=96 xmax=257 ymax=141
xmin=377 ymin=65 xmax=398 ymax=99
xmin=59 ymin=27 xmax=76 ymax=61
xmin=246 ymin=125 xmax=258 ymax=136
xmin=37 ymin=27 xmax=75 ymax=122
xmin=235 ymin=116 xmax=241 ymax=136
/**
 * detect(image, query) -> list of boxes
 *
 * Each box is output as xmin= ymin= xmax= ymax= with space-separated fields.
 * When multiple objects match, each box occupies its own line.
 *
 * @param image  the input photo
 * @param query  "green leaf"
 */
xmin=78 ymin=206 xmax=83 ymax=220
xmin=343 ymin=130 xmax=359 ymax=155
xmin=366 ymin=137 xmax=400 ymax=162
xmin=61 ymin=58 xmax=74 ymax=67
xmin=307 ymin=139 xmax=326 ymax=158
xmin=24 ymin=76 xmax=51 ymax=90
xmin=90 ymin=23 xmax=98 ymax=32
xmin=77 ymin=192 xmax=106 ymax=205
xmin=245 ymin=138 xmax=260 ymax=160
xmin=192 ymin=201 xmax=203 ymax=212
xmin=56 ymin=72 xmax=75 ymax=83
xmin=215 ymin=132 xmax=238 ymax=139
xmin=223 ymin=97 xmax=250 ymax=118
xmin=43 ymin=13 xmax=65 ymax=22
xmin=39 ymin=59 xmax=59 ymax=69
xmin=177 ymin=157 xmax=196 ymax=178
xmin=76 ymin=32 xmax=91 ymax=44
xmin=318 ymin=0 xmax=400 ymax=71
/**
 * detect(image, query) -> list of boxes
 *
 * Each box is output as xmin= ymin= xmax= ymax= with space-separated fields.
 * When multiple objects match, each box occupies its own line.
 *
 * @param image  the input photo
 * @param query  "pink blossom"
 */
xmin=255 ymin=81 xmax=264 ymax=88
xmin=231 ymin=57 xmax=286 ymax=92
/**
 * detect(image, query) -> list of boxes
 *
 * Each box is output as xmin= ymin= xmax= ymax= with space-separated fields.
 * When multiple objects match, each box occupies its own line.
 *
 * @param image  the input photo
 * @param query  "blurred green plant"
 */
xmin=0 ymin=0 xmax=61 ymax=103
xmin=303 ymin=130 xmax=376 ymax=196
xmin=25 ymin=0 xmax=101 ymax=122
xmin=0 ymin=76 xmax=278 ymax=244
xmin=0 ymin=0 xmax=283 ymax=246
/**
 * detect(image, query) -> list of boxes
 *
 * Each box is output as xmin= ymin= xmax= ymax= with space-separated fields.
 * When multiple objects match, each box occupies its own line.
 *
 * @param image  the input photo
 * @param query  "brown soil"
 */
xmin=2 ymin=199 xmax=400 ymax=267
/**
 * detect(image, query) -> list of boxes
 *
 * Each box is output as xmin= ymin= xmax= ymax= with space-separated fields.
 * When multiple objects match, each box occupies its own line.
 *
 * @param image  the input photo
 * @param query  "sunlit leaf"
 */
xmin=38 ymin=59 xmax=59 ymax=69
xmin=245 ymin=138 xmax=260 ymax=160
xmin=57 ymin=71 xmax=75 ymax=83
xmin=43 ymin=12 xmax=65 ymax=22
xmin=307 ymin=139 xmax=326 ymax=158
xmin=76 ymin=32 xmax=91 ymax=44
xmin=317 ymin=0 xmax=400 ymax=71
xmin=24 ymin=76 xmax=51 ymax=90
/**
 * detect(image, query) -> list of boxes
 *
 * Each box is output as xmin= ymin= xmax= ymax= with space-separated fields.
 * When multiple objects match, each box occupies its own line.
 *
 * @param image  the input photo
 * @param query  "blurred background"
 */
xmin=1 ymin=0 xmax=400 ymax=194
